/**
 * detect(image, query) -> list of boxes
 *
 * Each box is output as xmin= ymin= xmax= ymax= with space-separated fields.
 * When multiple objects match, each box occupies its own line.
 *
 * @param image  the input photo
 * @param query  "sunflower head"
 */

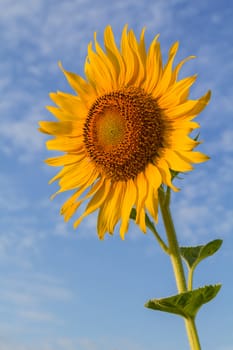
xmin=39 ymin=25 xmax=210 ymax=240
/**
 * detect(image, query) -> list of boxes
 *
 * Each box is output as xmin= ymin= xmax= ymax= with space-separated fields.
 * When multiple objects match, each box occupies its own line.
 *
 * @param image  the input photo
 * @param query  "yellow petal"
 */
xmin=171 ymin=120 xmax=200 ymax=132
xmin=163 ymin=149 xmax=193 ymax=172
xmin=119 ymin=179 xmax=137 ymax=239
xmin=156 ymin=159 xmax=179 ymax=192
xmin=166 ymin=90 xmax=211 ymax=120
xmin=144 ymin=163 xmax=162 ymax=191
xmin=135 ymin=172 xmax=148 ymax=231
xmin=143 ymin=34 xmax=162 ymax=93
xmin=39 ymin=121 xmax=84 ymax=136
xmin=48 ymin=163 xmax=78 ymax=184
xmin=121 ymin=25 xmax=138 ymax=86
xmin=158 ymin=75 xmax=197 ymax=108
xmin=73 ymin=179 xmax=111 ymax=229
xmin=61 ymin=174 xmax=102 ymax=221
xmin=59 ymin=62 xmax=97 ymax=104
xmin=169 ymin=132 xmax=199 ymax=151
xmin=49 ymin=91 xmax=87 ymax=118
xmin=60 ymin=189 xmax=84 ymax=220
xmin=145 ymin=186 xmax=159 ymax=223
xmin=46 ymin=136 xmax=83 ymax=152
xmin=97 ymin=182 xmax=124 ymax=238
xmin=154 ymin=41 xmax=179 ymax=97
xmin=96 ymin=204 xmax=107 ymax=240
xmin=138 ymin=27 xmax=147 ymax=64
xmin=108 ymin=182 xmax=124 ymax=233
xmin=94 ymin=33 xmax=118 ymax=88
xmin=128 ymin=29 xmax=145 ymax=86
xmin=85 ymin=39 xmax=116 ymax=93
xmin=171 ymin=55 xmax=195 ymax=83
xmin=45 ymin=152 xmax=85 ymax=167
xmin=177 ymin=150 xmax=210 ymax=163
xmin=137 ymin=208 xmax=147 ymax=233
xmin=104 ymin=25 xmax=126 ymax=86
xmin=46 ymin=106 xmax=81 ymax=121
xmin=58 ymin=160 xmax=96 ymax=191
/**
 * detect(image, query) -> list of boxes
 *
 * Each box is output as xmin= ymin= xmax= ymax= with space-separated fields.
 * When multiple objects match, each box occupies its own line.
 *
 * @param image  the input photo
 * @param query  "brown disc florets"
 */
xmin=83 ymin=87 xmax=166 ymax=181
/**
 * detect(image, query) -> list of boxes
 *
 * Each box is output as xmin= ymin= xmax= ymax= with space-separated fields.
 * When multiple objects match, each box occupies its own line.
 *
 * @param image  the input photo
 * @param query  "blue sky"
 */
xmin=1 ymin=0 xmax=233 ymax=349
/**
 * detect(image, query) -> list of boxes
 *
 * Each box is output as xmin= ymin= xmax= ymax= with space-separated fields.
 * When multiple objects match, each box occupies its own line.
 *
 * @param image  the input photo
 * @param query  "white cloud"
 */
xmin=0 ymin=336 xmax=148 ymax=350
xmin=1 ymin=273 xmax=73 ymax=304
xmin=0 ymin=174 xmax=30 ymax=212
xmin=18 ymin=310 xmax=56 ymax=322
xmin=0 ymin=272 xmax=74 ymax=341
xmin=207 ymin=130 xmax=233 ymax=154
xmin=170 ymin=154 xmax=233 ymax=243
xmin=0 ymin=117 xmax=44 ymax=161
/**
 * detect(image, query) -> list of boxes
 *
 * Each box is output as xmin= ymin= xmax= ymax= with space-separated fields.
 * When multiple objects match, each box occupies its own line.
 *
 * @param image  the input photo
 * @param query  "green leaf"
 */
xmin=170 ymin=169 xmax=180 ymax=180
xmin=194 ymin=132 xmax=200 ymax=141
xmin=145 ymin=284 xmax=221 ymax=319
xmin=130 ymin=208 xmax=136 ymax=221
xmin=180 ymin=239 xmax=223 ymax=269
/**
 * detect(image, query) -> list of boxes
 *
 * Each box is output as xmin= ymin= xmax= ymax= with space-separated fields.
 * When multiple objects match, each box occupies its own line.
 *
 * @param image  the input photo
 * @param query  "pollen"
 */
xmin=83 ymin=87 xmax=166 ymax=181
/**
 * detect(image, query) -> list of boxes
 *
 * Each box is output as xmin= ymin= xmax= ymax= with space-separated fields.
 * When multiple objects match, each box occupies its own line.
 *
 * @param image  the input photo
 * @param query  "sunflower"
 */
xmin=39 ymin=25 xmax=210 ymax=240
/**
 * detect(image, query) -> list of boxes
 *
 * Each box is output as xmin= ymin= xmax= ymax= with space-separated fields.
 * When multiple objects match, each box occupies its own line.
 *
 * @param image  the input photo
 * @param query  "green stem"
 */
xmin=145 ymin=213 xmax=169 ymax=254
xmin=158 ymin=187 xmax=201 ymax=350
xmin=188 ymin=267 xmax=194 ymax=291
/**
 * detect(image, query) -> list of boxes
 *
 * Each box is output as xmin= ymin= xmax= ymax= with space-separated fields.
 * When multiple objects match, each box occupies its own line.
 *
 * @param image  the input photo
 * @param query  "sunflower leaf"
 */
xmin=180 ymin=239 xmax=222 ymax=269
xmin=145 ymin=284 xmax=221 ymax=319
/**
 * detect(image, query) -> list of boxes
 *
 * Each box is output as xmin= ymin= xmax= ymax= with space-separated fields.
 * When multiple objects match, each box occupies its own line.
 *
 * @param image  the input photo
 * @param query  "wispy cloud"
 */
xmin=0 ymin=335 xmax=148 ymax=350
xmin=171 ymin=154 xmax=233 ymax=243
xmin=0 ymin=117 xmax=45 ymax=162
xmin=0 ymin=272 xmax=74 ymax=343
xmin=1 ymin=273 xmax=73 ymax=305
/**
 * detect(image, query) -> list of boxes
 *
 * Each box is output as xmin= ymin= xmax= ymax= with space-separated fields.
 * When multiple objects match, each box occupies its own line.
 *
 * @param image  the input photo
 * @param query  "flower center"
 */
xmin=95 ymin=108 xmax=126 ymax=149
xmin=83 ymin=87 xmax=166 ymax=181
